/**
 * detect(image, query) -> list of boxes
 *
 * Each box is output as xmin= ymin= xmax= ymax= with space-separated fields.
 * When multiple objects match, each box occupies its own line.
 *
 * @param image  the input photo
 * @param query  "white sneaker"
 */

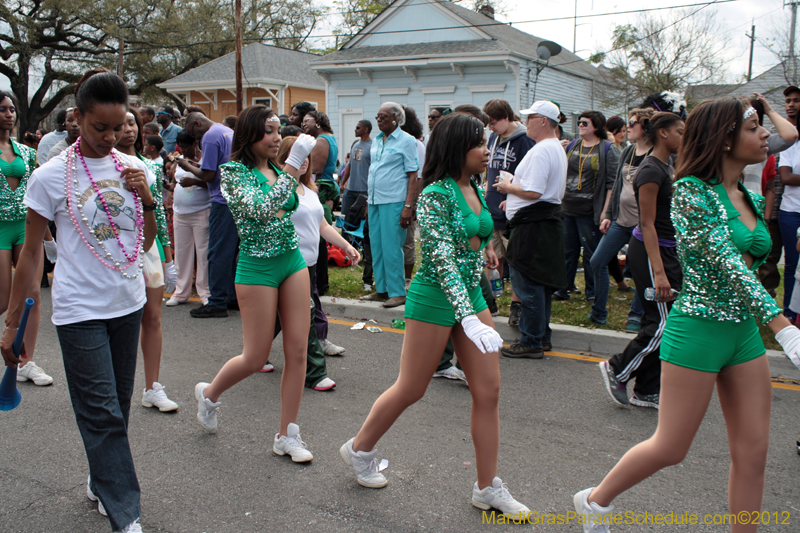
xmin=273 ymin=422 xmax=313 ymax=462
xmin=471 ymin=476 xmax=530 ymax=519
xmin=115 ymin=519 xmax=143 ymax=533
xmin=312 ymin=377 xmax=336 ymax=391
xmin=339 ymin=437 xmax=388 ymax=488
xmin=86 ymin=475 xmax=107 ymax=517
xmin=433 ymin=365 xmax=467 ymax=383
xmin=573 ymin=487 xmax=613 ymax=533
xmin=165 ymin=298 xmax=183 ymax=307
xmin=194 ymin=382 xmax=220 ymax=432
xmin=260 ymin=363 xmax=274 ymax=373
xmin=363 ymin=283 xmax=372 ymax=292
xmin=321 ymin=338 xmax=345 ymax=356
xmin=17 ymin=362 xmax=53 ymax=386
xmin=142 ymin=382 xmax=178 ymax=412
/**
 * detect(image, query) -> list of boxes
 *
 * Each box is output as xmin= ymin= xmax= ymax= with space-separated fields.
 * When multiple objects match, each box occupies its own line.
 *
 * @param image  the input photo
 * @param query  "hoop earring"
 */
xmin=316 ymin=124 xmax=320 ymax=128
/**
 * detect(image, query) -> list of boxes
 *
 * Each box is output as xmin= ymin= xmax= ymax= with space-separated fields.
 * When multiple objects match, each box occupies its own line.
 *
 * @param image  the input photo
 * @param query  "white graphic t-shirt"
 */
xmin=25 ymin=149 xmax=154 ymax=325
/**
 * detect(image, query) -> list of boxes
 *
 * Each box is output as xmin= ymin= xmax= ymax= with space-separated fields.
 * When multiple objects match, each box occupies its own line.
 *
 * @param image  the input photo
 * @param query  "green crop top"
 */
xmin=450 ymin=177 xmax=492 ymax=250
xmin=254 ymin=164 xmax=299 ymax=213
xmin=0 ymin=142 xmax=26 ymax=180
xmin=713 ymin=182 xmax=770 ymax=269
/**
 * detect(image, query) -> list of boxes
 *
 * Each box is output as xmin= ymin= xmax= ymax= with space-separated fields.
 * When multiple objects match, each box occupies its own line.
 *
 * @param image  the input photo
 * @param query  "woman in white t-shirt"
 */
xmin=260 ymin=137 xmax=360 ymax=390
xmin=1 ymin=69 xmax=156 ymax=533
xmin=166 ymin=131 xmax=211 ymax=306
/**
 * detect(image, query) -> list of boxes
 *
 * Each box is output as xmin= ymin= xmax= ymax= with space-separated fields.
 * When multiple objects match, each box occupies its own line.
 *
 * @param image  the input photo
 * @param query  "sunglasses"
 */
xmin=578 ymin=120 xmax=591 ymax=127
xmin=428 ymin=114 xmax=441 ymax=119
xmin=375 ymin=113 xmax=392 ymax=120
xmin=628 ymin=119 xmax=639 ymax=127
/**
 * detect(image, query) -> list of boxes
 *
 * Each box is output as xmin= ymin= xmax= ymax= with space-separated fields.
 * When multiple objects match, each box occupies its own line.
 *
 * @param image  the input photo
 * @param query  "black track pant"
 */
xmin=608 ymin=237 xmax=682 ymax=395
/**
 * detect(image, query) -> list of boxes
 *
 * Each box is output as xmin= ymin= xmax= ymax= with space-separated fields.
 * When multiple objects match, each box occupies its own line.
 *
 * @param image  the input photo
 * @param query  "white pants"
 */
xmin=172 ymin=208 xmax=210 ymax=302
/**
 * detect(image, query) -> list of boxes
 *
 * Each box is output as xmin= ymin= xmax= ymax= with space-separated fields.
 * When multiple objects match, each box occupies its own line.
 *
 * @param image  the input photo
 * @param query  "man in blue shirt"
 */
xmin=157 ymin=105 xmax=180 ymax=154
xmin=363 ymin=103 xmax=419 ymax=308
xmin=180 ymin=112 xmax=237 ymax=318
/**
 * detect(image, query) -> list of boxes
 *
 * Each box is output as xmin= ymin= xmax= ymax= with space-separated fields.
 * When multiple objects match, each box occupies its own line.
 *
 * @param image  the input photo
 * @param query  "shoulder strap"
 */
xmin=566 ymin=139 xmax=579 ymax=153
xmin=604 ymin=141 xmax=611 ymax=156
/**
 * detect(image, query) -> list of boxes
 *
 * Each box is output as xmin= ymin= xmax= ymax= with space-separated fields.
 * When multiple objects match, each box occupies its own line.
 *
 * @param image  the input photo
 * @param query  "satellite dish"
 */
xmin=537 ymin=41 xmax=562 ymax=61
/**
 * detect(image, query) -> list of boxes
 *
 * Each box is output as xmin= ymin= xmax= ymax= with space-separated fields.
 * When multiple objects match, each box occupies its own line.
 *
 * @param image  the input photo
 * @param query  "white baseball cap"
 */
xmin=519 ymin=101 xmax=560 ymax=122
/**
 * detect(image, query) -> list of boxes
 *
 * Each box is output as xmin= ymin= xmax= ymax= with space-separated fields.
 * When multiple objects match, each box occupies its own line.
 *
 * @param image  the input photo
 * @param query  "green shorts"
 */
xmin=156 ymin=238 xmax=165 ymax=263
xmin=0 ymin=219 xmax=25 ymax=250
xmin=405 ymin=279 xmax=487 ymax=327
xmin=235 ymin=248 xmax=306 ymax=287
xmin=660 ymin=309 xmax=765 ymax=373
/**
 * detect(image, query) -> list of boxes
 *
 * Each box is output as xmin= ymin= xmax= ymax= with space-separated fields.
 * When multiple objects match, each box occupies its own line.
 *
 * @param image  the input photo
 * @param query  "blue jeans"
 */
xmin=589 ymin=222 xmax=644 ymax=322
xmin=369 ymin=201 xmax=407 ymax=298
xmin=208 ymin=202 xmax=239 ymax=309
xmin=779 ymin=209 xmax=800 ymax=320
xmin=56 ymin=308 xmax=144 ymax=531
xmin=563 ymin=214 xmax=603 ymax=299
xmin=510 ymin=267 xmax=552 ymax=348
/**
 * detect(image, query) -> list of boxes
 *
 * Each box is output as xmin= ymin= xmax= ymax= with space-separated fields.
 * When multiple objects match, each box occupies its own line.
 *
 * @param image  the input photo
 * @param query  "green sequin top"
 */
xmin=415 ymin=177 xmax=490 ymax=322
xmin=220 ymin=160 xmax=299 ymax=258
xmin=0 ymin=139 xmax=36 ymax=221
xmin=671 ymin=177 xmax=781 ymax=324
xmin=137 ymin=155 xmax=171 ymax=248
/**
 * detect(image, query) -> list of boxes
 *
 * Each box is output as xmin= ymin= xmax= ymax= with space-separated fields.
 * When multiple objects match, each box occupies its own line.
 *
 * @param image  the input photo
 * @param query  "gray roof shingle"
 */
xmin=161 ymin=43 xmax=325 ymax=88
xmin=314 ymin=0 xmax=598 ymax=79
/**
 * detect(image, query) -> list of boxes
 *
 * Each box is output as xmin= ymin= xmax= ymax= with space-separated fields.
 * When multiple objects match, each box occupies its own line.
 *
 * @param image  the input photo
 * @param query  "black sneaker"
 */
xmin=542 ymin=342 xmax=553 ymax=352
xmin=508 ymin=301 xmax=521 ymax=327
xmin=630 ymin=392 xmax=659 ymax=409
xmin=599 ymin=361 xmax=629 ymax=406
xmin=501 ymin=343 xmax=544 ymax=359
xmin=190 ymin=304 xmax=228 ymax=318
xmin=552 ymin=290 xmax=571 ymax=301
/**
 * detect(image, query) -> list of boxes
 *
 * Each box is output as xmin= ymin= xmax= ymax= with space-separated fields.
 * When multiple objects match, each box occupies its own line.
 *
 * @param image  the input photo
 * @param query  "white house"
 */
xmin=311 ymin=0 xmax=610 ymax=151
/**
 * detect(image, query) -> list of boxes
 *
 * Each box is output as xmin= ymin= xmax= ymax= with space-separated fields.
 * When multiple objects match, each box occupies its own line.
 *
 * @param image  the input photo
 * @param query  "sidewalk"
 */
xmin=320 ymin=295 xmax=789 ymax=360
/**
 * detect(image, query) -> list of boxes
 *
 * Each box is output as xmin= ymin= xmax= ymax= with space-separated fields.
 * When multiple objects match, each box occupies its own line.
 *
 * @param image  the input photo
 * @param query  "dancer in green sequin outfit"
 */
xmin=0 ymin=90 xmax=53 ymax=385
xmin=194 ymin=106 xmax=315 ymax=462
xmin=340 ymin=114 xmax=530 ymax=520
xmin=574 ymin=97 xmax=800 ymax=533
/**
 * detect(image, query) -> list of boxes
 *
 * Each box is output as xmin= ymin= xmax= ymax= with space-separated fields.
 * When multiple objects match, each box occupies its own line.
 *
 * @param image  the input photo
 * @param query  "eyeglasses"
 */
xmin=578 ymin=120 xmax=591 ymax=127
xmin=628 ymin=119 xmax=639 ymax=127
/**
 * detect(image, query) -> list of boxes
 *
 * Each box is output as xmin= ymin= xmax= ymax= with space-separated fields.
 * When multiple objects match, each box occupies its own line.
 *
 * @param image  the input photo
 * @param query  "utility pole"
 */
xmin=573 ymin=0 xmax=578 ymax=53
xmin=790 ymin=1 xmax=798 ymax=85
xmin=235 ymin=0 xmax=243 ymax=114
xmin=746 ymin=22 xmax=755 ymax=81
xmin=118 ymin=35 xmax=124 ymax=78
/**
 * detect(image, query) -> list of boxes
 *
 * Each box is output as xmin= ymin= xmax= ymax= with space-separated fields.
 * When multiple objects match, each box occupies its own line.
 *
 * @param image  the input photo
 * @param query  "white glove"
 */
xmin=460 ymin=315 xmax=503 ymax=354
xmin=285 ymin=134 xmax=317 ymax=171
xmin=776 ymin=325 xmax=800 ymax=371
xmin=43 ymin=239 xmax=58 ymax=263
xmin=164 ymin=261 xmax=177 ymax=294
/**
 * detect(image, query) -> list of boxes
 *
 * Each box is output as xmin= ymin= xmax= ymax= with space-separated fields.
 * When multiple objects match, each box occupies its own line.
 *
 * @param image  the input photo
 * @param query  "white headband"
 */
xmin=742 ymin=107 xmax=757 ymax=121
xmin=266 ymin=116 xmax=280 ymax=123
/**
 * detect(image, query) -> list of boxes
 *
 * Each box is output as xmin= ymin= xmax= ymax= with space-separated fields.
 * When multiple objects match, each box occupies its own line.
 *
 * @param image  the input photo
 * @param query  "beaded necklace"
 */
xmin=576 ymin=140 xmax=597 ymax=191
xmin=625 ymin=144 xmax=652 ymax=183
xmin=63 ymin=139 xmax=144 ymax=279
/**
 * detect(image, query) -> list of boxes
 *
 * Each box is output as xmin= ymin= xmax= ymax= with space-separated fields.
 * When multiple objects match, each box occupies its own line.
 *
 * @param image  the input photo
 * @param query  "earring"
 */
xmin=662 ymin=135 xmax=667 ymax=139
xmin=316 ymin=124 xmax=320 ymax=128
xmin=724 ymin=146 xmax=731 ymax=151
xmin=392 ymin=121 xmax=397 ymax=125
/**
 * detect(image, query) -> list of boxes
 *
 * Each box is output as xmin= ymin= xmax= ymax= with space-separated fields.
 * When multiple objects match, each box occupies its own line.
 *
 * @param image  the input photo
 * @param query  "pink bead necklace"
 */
xmin=63 ymin=140 xmax=144 ymax=278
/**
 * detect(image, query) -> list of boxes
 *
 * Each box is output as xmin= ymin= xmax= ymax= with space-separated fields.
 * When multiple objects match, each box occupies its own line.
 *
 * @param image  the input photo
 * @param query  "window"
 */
xmin=253 ymin=97 xmax=272 ymax=108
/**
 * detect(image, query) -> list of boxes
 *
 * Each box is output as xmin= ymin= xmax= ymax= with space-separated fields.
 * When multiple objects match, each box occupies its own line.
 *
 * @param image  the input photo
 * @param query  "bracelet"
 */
xmin=142 ymin=202 xmax=156 ymax=212
xmin=404 ymin=204 xmax=413 ymax=208
xmin=4 ymin=326 xmax=18 ymax=332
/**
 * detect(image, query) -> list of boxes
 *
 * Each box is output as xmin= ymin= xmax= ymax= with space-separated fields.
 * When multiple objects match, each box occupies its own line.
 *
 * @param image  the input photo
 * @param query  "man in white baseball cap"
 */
xmin=495 ymin=101 xmax=568 ymax=359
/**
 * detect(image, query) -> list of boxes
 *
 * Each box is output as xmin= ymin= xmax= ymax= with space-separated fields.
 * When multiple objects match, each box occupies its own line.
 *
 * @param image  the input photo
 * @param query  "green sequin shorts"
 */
xmin=405 ymin=279 xmax=487 ymax=327
xmin=235 ymin=248 xmax=306 ymax=288
xmin=660 ymin=309 xmax=765 ymax=373
xmin=0 ymin=219 xmax=25 ymax=250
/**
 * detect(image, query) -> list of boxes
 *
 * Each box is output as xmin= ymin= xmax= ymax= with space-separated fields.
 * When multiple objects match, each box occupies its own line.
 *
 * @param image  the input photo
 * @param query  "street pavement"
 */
xmin=2 ymin=289 xmax=800 ymax=532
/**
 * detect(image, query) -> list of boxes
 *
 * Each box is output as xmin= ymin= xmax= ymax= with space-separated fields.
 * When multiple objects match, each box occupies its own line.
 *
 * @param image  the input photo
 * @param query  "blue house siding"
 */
xmin=359 ymin=0 xmax=479 ymax=46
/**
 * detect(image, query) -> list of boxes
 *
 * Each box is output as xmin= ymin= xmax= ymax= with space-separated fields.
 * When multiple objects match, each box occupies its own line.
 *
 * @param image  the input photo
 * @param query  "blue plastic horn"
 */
xmin=0 ymin=298 xmax=35 ymax=411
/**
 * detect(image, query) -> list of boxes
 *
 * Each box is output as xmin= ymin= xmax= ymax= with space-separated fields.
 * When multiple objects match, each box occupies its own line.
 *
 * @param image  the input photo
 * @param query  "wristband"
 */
xmin=142 ymin=202 xmax=156 ymax=212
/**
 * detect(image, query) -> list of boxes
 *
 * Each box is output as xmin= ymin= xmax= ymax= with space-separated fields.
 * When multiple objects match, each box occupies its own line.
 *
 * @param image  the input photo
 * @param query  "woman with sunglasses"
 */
xmin=194 ymin=105 xmax=316 ymax=463
xmin=552 ymin=111 xmax=619 ymax=304
xmin=588 ymin=108 xmax=655 ymax=333
xmin=0 ymin=90 xmax=54 ymax=386
xmin=340 ymin=113 xmax=529 ymax=520
xmin=116 ymin=107 xmax=179 ymax=412
xmin=575 ymin=96 xmax=800 ymax=533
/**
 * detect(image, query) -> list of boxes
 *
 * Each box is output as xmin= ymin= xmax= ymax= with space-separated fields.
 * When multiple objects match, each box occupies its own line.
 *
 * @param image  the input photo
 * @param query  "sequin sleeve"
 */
xmin=417 ymin=191 xmax=475 ymax=321
xmin=220 ymin=162 xmax=298 ymax=223
xmin=672 ymin=179 xmax=781 ymax=324
xmin=142 ymin=159 xmax=171 ymax=248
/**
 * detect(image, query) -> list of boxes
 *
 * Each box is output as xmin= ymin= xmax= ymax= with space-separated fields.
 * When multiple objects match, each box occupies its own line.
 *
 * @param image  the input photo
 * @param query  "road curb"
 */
xmin=320 ymin=295 xmax=787 ymax=359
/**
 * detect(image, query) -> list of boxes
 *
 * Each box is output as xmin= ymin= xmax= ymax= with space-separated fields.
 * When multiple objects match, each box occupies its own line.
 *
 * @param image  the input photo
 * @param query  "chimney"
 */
xmin=478 ymin=4 xmax=495 ymax=19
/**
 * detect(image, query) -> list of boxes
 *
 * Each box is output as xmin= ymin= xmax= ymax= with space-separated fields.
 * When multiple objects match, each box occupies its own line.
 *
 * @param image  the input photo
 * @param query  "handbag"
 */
xmin=142 ymin=243 xmax=164 ymax=288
